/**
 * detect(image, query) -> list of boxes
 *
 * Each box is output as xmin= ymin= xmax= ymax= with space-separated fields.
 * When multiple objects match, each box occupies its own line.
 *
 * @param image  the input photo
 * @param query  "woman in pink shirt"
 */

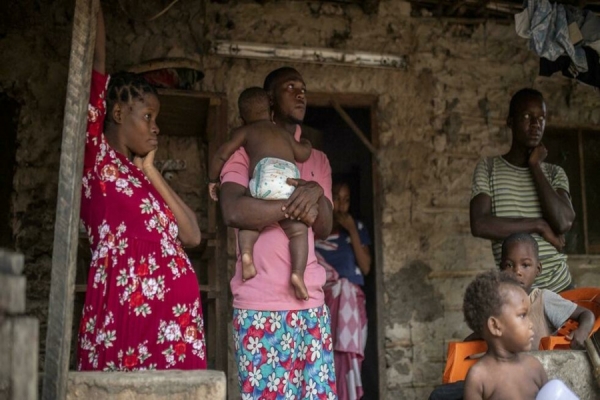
xmin=219 ymin=67 xmax=337 ymax=399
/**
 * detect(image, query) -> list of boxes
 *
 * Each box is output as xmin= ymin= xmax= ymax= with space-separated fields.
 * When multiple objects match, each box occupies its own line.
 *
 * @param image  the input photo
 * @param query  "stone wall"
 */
xmin=0 ymin=249 xmax=39 ymax=400
xmin=2 ymin=0 xmax=600 ymax=398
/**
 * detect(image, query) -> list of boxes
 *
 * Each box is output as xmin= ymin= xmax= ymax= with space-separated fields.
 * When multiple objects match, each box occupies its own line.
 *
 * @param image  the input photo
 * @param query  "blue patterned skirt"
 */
xmin=233 ymin=306 xmax=338 ymax=399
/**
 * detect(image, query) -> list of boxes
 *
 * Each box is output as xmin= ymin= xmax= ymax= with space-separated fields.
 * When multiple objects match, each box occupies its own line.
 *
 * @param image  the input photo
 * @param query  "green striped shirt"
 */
xmin=471 ymin=156 xmax=572 ymax=292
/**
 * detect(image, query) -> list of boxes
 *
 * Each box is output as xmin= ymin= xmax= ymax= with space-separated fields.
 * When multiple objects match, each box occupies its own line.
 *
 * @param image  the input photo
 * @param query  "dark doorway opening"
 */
xmin=0 ymin=93 xmax=19 ymax=250
xmin=303 ymin=99 xmax=379 ymax=399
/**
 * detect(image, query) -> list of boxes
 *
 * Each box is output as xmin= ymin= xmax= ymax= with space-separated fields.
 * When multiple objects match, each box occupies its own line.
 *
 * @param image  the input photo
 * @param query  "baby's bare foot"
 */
xmin=241 ymin=253 xmax=256 ymax=281
xmin=290 ymin=272 xmax=309 ymax=300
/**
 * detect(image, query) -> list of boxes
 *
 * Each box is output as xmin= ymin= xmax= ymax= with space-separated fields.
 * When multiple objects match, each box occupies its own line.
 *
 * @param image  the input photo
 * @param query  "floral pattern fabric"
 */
xmin=77 ymin=70 xmax=206 ymax=371
xmin=233 ymin=306 xmax=337 ymax=399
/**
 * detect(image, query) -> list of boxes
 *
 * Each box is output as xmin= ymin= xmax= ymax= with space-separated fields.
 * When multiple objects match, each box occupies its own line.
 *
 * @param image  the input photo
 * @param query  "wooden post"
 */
xmin=578 ymin=129 xmax=589 ymax=255
xmin=42 ymin=0 xmax=98 ymax=399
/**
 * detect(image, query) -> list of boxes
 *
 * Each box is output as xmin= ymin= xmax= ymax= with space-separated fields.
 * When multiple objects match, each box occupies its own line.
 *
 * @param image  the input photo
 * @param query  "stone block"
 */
xmin=0 ymin=319 xmax=10 ymax=397
xmin=0 ymin=249 xmax=24 ymax=276
xmin=0 ymin=316 xmax=39 ymax=400
xmin=531 ymin=351 xmax=600 ymax=400
xmin=0 ymin=274 xmax=26 ymax=314
xmin=67 ymin=370 xmax=226 ymax=400
xmin=11 ymin=317 xmax=38 ymax=400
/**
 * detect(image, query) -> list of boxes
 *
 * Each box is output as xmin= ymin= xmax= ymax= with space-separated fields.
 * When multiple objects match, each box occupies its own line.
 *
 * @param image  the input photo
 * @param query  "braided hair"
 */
xmin=105 ymin=71 xmax=158 ymax=128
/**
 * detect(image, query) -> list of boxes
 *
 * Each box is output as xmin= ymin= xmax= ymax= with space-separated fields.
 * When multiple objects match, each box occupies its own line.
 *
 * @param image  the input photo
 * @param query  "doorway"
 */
xmin=0 ymin=93 xmax=19 ymax=250
xmin=303 ymin=93 xmax=383 ymax=399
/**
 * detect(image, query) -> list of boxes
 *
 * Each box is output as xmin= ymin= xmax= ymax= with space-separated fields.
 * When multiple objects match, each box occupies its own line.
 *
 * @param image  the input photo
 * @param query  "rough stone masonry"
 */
xmin=2 ymin=0 xmax=600 ymax=398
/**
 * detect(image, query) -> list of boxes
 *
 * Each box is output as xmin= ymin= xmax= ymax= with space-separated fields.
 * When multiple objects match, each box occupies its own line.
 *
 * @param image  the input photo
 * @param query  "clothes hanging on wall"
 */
xmin=540 ymin=46 xmax=600 ymax=89
xmin=515 ymin=0 xmax=600 ymax=74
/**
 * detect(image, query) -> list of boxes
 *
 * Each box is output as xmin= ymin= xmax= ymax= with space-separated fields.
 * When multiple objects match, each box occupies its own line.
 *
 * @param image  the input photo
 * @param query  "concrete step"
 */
xmin=531 ymin=351 xmax=600 ymax=400
xmin=67 ymin=370 xmax=226 ymax=400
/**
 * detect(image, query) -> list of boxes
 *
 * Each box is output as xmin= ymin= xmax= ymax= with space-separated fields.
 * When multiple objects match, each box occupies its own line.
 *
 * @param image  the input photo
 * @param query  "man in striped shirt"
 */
xmin=470 ymin=88 xmax=576 ymax=293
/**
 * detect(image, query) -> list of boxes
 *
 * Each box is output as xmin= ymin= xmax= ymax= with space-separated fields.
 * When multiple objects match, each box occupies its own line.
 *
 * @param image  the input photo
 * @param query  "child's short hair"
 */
xmin=463 ymin=270 xmax=522 ymax=336
xmin=106 ymin=71 xmax=158 ymax=127
xmin=237 ymin=87 xmax=270 ymax=122
xmin=508 ymin=88 xmax=544 ymax=118
xmin=501 ymin=232 xmax=539 ymax=260
xmin=263 ymin=67 xmax=300 ymax=92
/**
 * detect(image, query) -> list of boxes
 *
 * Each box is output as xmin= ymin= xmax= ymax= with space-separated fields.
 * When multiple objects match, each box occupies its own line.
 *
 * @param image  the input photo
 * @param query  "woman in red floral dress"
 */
xmin=77 ymin=6 xmax=206 ymax=371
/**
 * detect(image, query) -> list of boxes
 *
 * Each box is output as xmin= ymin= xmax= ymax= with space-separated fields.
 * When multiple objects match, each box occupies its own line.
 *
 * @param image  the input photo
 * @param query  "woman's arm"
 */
xmin=93 ymin=2 xmax=105 ymax=74
xmin=135 ymin=150 xmax=201 ymax=247
xmin=336 ymin=213 xmax=371 ymax=276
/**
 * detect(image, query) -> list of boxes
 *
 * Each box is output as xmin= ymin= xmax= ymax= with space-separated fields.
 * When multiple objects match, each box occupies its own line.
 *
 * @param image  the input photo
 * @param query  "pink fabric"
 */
xmin=319 ymin=252 xmax=367 ymax=400
xmin=221 ymin=125 xmax=333 ymax=311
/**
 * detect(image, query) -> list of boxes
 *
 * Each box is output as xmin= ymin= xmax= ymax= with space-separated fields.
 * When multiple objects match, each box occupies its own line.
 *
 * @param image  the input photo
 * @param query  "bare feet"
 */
xmin=241 ymin=252 xmax=256 ymax=281
xmin=290 ymin=272 xmax=309 ymax=300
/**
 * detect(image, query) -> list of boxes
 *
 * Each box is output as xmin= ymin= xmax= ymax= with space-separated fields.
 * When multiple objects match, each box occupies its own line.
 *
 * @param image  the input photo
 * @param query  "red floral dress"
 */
xmin=77 ymin=71 xmax=206 ymax=371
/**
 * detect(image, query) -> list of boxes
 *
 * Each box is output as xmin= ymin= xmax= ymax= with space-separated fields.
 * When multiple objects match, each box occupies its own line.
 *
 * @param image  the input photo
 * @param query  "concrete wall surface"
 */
xmin=67 ymin=370 xmax=226 ymax=400
xmin=2 ymin=0 xmax=600 ymax=398
xmin=532 ymin=351 xmax=600 ymax=400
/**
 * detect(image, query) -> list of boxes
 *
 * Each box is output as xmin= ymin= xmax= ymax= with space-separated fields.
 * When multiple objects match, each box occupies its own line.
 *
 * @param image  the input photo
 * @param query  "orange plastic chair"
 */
xmin=539 ymin=287 xmax=600 ymax=350
xmin=443 ymin=340 xmax=488 ymax=384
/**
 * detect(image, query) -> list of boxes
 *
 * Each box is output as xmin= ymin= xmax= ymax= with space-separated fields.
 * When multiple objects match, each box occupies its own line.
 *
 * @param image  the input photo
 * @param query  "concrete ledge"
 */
xmin=531 ymin=351 xmax=600 ymax=400
xmin=67 ymin=370 xmax=226 ymax=400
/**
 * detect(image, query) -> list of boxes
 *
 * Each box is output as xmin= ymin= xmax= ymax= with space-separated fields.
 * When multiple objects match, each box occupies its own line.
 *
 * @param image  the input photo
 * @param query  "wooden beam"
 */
xmin=578 ymin=129 xmax=590 ymax=255
xmin=42 ymin=0 xmax=98 ymax=399
xmin=448 ymin=1 xmax=468 ymax=15
xmin=362 ymin=0 xmax=380 ymax=14
xmin=308 ymin=92 xmax=378 ymax=108
xmin=369 ymin=101 xmax=387 ymax=400
xmin=415 ymin=16 xmax=492 ymax=24
xmin=476 ymin=0 xmax=491 ymax=16
xmin=330 ymin=98 xmax=379 ymax=159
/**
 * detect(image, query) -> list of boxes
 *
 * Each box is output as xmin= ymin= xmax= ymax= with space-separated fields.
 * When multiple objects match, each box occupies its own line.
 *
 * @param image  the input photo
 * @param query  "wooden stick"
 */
xmin=42 ymin=0 xmax=98 ymax=398
xmin=578 ymin=129 xmax=590 ymax=255
xmin=330 ymin=98 xmax=379 ymax=159
xmin=585 ymin=336 xmax=600 ymax=387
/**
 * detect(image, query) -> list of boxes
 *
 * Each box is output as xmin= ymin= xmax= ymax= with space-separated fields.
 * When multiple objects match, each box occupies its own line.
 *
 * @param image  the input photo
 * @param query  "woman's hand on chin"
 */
xmin=134 ymin=149 xmax=158 ymax=177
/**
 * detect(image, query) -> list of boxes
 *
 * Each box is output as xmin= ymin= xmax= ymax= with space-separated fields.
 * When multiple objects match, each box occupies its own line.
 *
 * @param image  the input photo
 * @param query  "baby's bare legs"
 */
xmin=238 ymin=229 xmax=260 ymax=281
xmin=279 ymin=219 xmax=309 ymax=300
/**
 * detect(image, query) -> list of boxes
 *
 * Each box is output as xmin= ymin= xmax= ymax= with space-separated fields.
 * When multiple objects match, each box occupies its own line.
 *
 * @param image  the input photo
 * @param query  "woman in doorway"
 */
xmin=316 ymin=181 xmax=371 ymax=400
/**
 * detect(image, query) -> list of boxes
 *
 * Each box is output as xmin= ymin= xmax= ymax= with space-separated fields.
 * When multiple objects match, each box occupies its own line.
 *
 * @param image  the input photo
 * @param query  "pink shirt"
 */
xmin=221 ymin=125 xmax=333 ymax=311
